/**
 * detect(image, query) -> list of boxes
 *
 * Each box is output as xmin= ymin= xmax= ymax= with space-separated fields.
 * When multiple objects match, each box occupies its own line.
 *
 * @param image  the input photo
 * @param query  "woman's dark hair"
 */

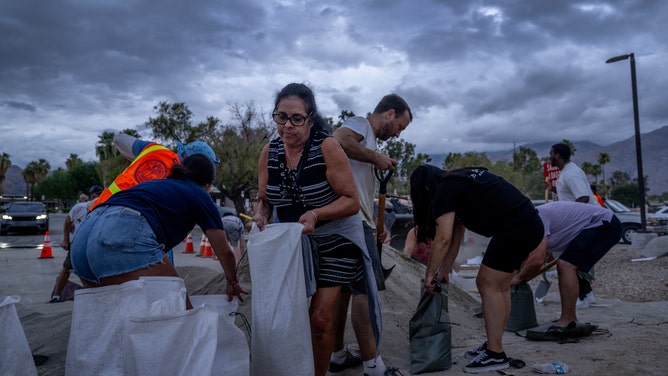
xmin=169 ymin=153 xmax=215 ymax=186
xmin=274 ymin=82 xmax=324 ymax=132
xmin=410 ymin=164 xmax=445 ymax=242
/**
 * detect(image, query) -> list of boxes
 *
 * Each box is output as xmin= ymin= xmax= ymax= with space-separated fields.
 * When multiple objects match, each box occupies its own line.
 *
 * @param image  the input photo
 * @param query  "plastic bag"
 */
xmin=506 ymin=282 xmax=539 ymax=332
xmin=533 ymin=361 xmax=570 ymax=374
xmin=409 ymin=281 xmax=452 ymax=374
xmin=0 ymin=295 xmax=38 ymax=376
xmin=247 ymin=223 xmax=314 ymax=376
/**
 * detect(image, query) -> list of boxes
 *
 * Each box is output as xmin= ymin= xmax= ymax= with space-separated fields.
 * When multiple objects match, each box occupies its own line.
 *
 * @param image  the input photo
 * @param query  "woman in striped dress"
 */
xmin=254 ymin=83 xmax=368 ymax=376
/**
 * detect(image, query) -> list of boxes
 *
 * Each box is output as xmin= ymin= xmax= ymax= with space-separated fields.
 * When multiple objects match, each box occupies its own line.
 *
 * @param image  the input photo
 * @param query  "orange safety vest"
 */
xmin=90 ymin=143 xmax=179 ymax=210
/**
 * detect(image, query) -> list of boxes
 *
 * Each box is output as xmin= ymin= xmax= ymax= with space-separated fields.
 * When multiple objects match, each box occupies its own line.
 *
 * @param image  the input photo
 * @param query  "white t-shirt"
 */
xmin=68 ymin=202 xmax=89 ymax=225
xmin=556 ymin=162 xmax=598 ymax=206
xmin=341 ymin=116 xmax=377 ymax=228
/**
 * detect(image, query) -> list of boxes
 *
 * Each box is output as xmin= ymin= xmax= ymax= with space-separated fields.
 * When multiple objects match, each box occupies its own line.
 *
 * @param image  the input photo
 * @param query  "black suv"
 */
xmin=0 ymin=202 xmax=49 ymax=235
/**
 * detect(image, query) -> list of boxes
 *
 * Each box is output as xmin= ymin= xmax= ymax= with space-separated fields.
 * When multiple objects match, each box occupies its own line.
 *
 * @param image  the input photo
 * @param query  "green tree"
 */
xmin=145 ymin=101 xmax=274 ymax=215
xmin=65 ymin=154 xmax=83 ymax=170
xmin=610 ymin=184 xmax=641 ymax=208
xmin=147 ymin=102 xmax=199 ymax=147
xmin=609 ymin=170 xmax=632 ymax=189
xmin=511 ymin=146 xmax=543 ymax=198
xmin=597 ymin=152 xmax=611 ymax=195
xmin=380 ymin=138 xmax=431 ymax=195
xmin=32 ymin=162 xmax=101 ymax=208
xmin=0 ymin=152 xmax=11 ymax=195
xmin=581 ymin=162 xmax=596 ymax=182
xmin=32 ymin=168 xmax=75 ymax=208
xmin=22 ymin=159 xmax=50 ymax=199
xmin=442 ymin=151 xmax=493 ymax=170
xmin=96 ymin=129 xmax=138 ymax=186
xmin=214 ymin=103 xmax=274 ymax=213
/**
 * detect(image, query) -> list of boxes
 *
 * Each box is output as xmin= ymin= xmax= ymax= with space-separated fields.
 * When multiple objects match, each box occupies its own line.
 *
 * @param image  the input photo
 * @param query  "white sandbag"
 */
xmin=247 ymin=223 xmax=314 ymax=376
xmin=0 ymin=296 xmax=38 ymax=376
xmin=125 ymin=304 xmax=219 ymax=376
xmin=65 ymin=280 xmax=150 ymax=376
xmin=138 ymin=276 xmax=187 ymax=315
xmin=189 ymin=294 xmax=238 ymax=325
xmin=191 ymin=295 xmax=249 ymax=376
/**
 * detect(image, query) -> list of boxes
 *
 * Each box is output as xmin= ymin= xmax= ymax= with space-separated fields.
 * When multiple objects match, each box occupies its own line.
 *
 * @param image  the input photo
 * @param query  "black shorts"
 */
xmin=482 ymin=205 xmax=545 ymax=273
xmin=559 ymin=216 xmax=622 ymax=272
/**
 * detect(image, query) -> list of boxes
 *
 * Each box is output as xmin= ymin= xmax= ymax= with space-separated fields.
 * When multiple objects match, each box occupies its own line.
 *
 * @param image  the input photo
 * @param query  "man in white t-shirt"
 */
xmin=332 ymin=94 xmax=412 ymax=376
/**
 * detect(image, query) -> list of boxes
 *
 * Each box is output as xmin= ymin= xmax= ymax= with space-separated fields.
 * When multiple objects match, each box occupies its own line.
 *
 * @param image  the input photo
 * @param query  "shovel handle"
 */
xmin=524 ymin=258 xmax=558 ymax=282
xmin=374 ymin=168 xmax=393 ymax=239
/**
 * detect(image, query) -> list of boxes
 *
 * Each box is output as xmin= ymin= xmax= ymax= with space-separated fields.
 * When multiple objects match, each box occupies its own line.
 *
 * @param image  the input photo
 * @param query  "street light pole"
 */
xmin=606 ymin=52 xmax=647 ymax=231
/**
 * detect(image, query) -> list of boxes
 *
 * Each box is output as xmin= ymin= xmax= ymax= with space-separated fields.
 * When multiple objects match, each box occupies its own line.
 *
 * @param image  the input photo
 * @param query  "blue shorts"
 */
xmin=70 ymin=206 xmax=165 ymax=283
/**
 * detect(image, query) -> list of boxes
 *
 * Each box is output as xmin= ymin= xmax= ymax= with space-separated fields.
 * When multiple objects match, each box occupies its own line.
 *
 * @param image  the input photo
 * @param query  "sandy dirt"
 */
xmin=2 ymin=226 xmax=667 ymax=376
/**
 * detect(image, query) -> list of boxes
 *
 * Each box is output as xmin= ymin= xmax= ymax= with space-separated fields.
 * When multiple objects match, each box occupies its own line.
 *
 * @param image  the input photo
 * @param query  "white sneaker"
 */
xmin=576 ymin=297 xmax=589 ymax=309
xmin=586 ymin=292 xmax=596 ymax=303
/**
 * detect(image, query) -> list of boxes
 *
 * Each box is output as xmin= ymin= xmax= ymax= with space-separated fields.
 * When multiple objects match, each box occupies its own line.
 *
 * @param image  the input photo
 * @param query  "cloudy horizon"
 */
xmin=1 ymin=1 xmax=666 ymax=170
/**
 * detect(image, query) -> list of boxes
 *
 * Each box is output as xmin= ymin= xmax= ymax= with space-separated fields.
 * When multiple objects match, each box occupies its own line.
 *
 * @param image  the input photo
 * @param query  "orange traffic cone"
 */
xmin=39 ymin=231 xmax=54 ymax=259
xmin=197 ymin=234 xmax=207 ymax=257
xmin=202 ymin=237 xmax=213 ymax=258
xmin=183 ymin=233 xmax=194 ymax=254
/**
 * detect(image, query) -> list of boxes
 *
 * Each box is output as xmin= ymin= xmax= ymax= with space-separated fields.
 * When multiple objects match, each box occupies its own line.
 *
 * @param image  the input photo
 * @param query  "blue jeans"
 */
xmin=71 ymin=206 xmax=165 ymax=283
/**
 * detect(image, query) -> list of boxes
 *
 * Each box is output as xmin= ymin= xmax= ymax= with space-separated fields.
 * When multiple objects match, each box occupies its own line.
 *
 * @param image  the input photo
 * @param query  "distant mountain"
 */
xmin=4 ymin=126 xmax=667 ymax=196
xmin=429 ymin=125 xmax=668 ymax=195
xmin=1 ymin=166 xmax=27 ymax=197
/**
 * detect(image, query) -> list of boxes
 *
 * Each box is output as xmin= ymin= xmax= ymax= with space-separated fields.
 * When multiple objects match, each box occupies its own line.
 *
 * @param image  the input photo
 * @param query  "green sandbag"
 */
xmin=505 ymin=282 xmax=539 ymax=332
xmin=409 ymin=281 xmax=452 ymax=374
xmin=518 ymin=322 xmax=598 ymax=341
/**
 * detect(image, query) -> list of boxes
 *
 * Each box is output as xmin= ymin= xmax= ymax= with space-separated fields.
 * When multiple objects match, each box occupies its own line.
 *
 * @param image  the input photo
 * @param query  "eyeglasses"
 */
xmin=272 ymin=112 xmax=312 ymax=126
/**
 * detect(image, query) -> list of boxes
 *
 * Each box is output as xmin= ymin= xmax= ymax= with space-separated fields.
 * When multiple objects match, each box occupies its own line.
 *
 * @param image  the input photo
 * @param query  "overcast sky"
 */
xmin=1 ymin=0 xmax=666 ymax=170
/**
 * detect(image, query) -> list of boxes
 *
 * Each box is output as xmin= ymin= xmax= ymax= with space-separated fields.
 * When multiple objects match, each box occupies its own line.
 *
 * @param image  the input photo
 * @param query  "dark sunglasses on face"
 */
xmin=272 ymin=112 xmax=312 ymax=126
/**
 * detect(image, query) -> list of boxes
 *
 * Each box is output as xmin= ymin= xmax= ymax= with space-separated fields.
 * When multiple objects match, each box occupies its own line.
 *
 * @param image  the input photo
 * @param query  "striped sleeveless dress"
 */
xmin=266 ymin=130 xmax=364 ymax=287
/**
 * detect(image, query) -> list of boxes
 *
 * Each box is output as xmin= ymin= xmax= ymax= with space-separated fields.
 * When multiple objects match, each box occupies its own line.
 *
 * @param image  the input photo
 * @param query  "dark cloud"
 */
xmin=1 ymin=100 xmax=36 ymax=112
xmin=0 ymin=0 xmax=666 ymax=170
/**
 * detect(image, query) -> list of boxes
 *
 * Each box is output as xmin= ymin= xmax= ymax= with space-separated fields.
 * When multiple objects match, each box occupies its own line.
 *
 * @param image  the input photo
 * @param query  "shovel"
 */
xmin=375 ymin=168 xmax=396 ymax=280
xmin=534 ymin=273 xmax=552 ymax=303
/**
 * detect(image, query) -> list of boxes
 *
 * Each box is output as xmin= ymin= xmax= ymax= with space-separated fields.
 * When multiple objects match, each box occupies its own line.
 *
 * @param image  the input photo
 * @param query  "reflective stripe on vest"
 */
xmin=89 ymin=143 xmax=178 ymax=210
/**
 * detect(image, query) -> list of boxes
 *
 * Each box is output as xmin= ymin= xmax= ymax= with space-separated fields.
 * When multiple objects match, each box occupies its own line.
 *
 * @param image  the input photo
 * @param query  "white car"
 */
xmin=604 ymin=199 xmax=667 ymax=244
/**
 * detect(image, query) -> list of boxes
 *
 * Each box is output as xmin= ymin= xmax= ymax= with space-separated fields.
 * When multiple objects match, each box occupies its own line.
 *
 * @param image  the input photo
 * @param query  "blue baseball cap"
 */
xmin=89 ymin=185 xmax=104 ymax=194
xmin=177 ymin=141 xmax=220 ymax=164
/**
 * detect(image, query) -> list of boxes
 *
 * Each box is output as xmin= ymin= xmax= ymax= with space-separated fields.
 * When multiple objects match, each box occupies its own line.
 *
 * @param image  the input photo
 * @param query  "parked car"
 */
xmin=531 ymin=199 xmax=667 ymax=244
xmin=652 ymin=206 xmax=668 ymax=216
xmin=604 ymin=199 xmax=667 ymax=244
xmin=0 ymin=202 xmax=49 ymax=235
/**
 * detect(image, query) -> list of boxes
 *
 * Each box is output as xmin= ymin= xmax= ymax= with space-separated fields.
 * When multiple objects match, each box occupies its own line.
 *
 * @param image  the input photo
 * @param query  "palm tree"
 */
xmin=65 ymin=154 xmax=83 ymax=171
xmin=0 ymin=152 xmax=12 ymax=195
xmin=22 ymin=159 xmax=51 ymax=199
xmin=597 ymin=152 xmax=611 ymax=196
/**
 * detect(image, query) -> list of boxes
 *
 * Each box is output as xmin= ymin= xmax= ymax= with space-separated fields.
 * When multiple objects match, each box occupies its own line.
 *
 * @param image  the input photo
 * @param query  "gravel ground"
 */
xmin=585 ymin=243 xmax=668 ymax=302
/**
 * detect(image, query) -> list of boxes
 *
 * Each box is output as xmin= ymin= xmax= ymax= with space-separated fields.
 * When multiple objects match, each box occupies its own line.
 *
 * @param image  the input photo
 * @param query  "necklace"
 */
xmin=285 ymin=146 xmax=304 ymax=169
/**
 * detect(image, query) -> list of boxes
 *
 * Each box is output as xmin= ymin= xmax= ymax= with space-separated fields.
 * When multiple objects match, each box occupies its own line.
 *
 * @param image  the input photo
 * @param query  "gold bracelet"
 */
xmin=308 ymin=210 xmax=318 ymax=222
